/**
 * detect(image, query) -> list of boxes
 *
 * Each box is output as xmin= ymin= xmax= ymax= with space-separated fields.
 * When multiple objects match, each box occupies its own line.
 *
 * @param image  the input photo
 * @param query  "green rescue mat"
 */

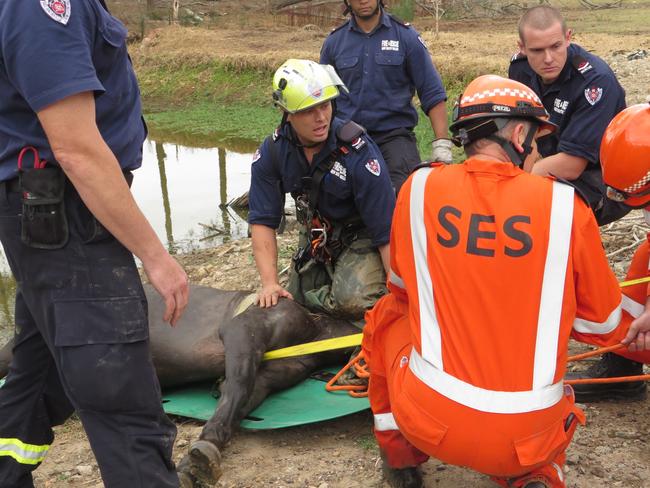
xmin=161 ymin=367 xmax=369 ymax=429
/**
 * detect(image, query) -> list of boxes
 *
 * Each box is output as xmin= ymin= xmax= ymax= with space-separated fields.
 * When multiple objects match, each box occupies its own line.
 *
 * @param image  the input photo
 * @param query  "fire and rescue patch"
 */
xmin=252 ymin=149 xmax=262 ymax=163
xmin=365 ymin=159 xmax=381 ymax=176
xmin=381 ymin=40 xmax=400 ymax=52
xmin=40 ymin=0 xmax=70 ymax=25
xmin=351 ymin=137 xmax=366 ymax=152
xmin=553 ymin=98 xmax=569 ymax=115
xmin=330 ymin=161 xmax=347 ymax=181
xmin=584 ymin=86 xmax=603 ymax=106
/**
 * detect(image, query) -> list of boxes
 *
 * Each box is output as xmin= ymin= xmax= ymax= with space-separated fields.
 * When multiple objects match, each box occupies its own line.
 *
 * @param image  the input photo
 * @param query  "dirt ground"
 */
xmin=29 ymin=4 xmax=650 ymax=488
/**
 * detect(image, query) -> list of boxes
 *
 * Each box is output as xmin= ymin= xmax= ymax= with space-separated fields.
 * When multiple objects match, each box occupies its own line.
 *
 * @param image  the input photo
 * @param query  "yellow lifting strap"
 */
xmin=263 ymin=333 xmax=362 ymax=361
xmin=0 ymin=438 xmax=50 ymax=465
xmin=620 ymin=276 xmax=650 ymax=288
xmin=262 ymin=276 xmax=649 ymax=361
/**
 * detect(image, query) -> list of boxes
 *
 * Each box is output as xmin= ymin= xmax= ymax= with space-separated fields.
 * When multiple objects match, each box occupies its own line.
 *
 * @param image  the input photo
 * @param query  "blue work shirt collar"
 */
xmin=349 ymin=9 xmax=391 ymax=35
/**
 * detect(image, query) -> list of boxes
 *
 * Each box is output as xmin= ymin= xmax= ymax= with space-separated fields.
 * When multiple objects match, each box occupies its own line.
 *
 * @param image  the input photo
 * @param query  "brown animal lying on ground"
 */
xmin=0 ymin=284 xmax=359 ymax=488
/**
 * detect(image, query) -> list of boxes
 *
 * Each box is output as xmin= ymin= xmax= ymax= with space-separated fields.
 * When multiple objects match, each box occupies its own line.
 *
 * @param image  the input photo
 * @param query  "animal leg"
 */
xmin=238 ymin=357 xmax=320 ymax=416
xmin=179 ymin=318 xmax=266 ymax=486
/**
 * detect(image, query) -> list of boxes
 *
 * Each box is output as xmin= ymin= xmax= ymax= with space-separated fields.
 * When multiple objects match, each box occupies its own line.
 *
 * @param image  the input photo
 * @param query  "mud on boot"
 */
xmin=181 ymin=439 xmax=222 ymax=486
xmin=566 ymin=352 xmax=647 ymax=402
xmin=381 ymin=459 xmax=424 ymax=488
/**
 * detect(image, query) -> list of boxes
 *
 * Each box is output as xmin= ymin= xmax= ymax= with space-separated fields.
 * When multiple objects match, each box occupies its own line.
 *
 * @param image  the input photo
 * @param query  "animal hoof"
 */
xmin=188 ymin=440 xmax=223 ymax=485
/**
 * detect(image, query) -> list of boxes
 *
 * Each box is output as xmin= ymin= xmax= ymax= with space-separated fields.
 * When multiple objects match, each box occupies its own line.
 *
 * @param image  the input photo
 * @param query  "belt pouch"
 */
xmin=19 ymin=167 xmax=69 ymax=249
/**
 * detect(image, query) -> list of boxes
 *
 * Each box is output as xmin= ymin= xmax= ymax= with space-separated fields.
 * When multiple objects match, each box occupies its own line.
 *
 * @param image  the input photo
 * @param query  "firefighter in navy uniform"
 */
xmin=0 ymin=1 xmax=189 ymax=487
xmin=509 ymin=5 xmax=630 ymax=227
xmin=249 ymin=59 xmax=395 ymax=321
xmin=320 ymin=0 xmax=449 ymax=194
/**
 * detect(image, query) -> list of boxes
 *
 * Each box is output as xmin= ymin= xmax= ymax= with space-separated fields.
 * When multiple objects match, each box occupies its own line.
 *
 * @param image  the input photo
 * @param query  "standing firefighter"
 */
xmin=320 ymin=0 xmax=450 ymax=194
xmin=362 ymin=75 xmax=631 ymax=488
xmin=567 ymin=103 xmax=650 ymax=398
xmin=0 ymin=0 xmax=189 ymax=487
xmin=248 ymin=59 xmax=395 ymax=321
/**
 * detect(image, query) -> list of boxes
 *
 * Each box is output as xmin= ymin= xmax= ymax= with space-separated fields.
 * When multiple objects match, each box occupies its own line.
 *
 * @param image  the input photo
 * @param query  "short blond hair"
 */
xmin=518 ymin=6 xmax=567 ymax=42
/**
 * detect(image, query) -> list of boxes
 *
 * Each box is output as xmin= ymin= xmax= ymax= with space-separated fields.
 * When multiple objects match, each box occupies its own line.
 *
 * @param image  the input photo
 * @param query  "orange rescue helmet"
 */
xmin=601 ymin=103 xmax=650 ymax=209
xmin=450 ymin=75 xmax=557 ymax=141
xmin=450 ymin=75 xmax=557 ymax=167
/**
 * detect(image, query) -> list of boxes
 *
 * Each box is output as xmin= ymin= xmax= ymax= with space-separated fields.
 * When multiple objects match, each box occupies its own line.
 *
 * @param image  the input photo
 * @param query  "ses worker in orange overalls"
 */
xmin=568 ymin=103 xmax=650 ymax=399
xmin=362 ymin=75 xmax=632 ymax=488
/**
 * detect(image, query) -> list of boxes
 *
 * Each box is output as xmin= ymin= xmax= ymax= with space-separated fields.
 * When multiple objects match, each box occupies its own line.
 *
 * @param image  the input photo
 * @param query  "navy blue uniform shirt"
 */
xmin=0 ymin=0 xmax=146 ymax=181
xmin=248 ymin=118 xmax=395 ymax=247
xmin=509 ymin=43 xmax=625 ymax=165
xmin=320 ymin=12 xmax=446 ymax=133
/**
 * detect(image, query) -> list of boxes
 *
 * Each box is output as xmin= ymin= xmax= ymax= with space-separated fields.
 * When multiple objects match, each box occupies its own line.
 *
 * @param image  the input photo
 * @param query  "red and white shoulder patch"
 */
xmin=40 ymin=0 xmax=71 ymax=25
xmin=584 ymin=85 xmax=603 ymax=106
xmin=365 ymin=159 xmax=381 ymax=176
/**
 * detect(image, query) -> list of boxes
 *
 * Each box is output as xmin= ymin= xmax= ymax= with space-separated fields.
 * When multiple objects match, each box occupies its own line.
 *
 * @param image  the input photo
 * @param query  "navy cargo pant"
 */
xmin=0 ymin=177 xmax=178 ymax=488
xmin=369 ymin=127 xmax=422 ymax=196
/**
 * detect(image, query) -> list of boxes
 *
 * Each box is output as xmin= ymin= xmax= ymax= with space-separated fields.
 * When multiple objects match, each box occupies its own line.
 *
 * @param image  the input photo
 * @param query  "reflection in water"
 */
xmin=155 ymin=141 xmax=175 ymax=253
xmin=218 ymin=147 xmax=232 ymax=239
xmin=0 ymin=137 xmax=257 ymax=327
xmin=132 ymin=138 xmax=254 ymax=254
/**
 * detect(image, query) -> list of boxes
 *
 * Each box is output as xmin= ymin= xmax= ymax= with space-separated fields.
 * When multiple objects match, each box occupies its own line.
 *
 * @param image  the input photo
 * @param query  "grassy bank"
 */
xmin=134 ymin=4 xmax=650 ymax=154
xmin=137 ymin=58 xmax=470 ymax=157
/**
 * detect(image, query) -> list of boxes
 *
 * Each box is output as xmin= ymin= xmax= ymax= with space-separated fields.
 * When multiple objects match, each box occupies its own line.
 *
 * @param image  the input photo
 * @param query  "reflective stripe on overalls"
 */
xmin=0 ymin=438 xmax=50 ymax=465
xmin=391 ymin=173 xmax=575 ymax=415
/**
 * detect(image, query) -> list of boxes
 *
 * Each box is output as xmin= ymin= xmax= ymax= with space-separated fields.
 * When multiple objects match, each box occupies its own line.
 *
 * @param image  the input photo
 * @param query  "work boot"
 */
xmin=566 ymin=352 xmax=647 ymax=402
xmin=381 ymin=459 xmax=423 ymax=488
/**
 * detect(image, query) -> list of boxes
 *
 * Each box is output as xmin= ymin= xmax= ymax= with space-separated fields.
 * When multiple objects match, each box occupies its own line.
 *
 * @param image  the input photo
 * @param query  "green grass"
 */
xmin=145 ymin=102 xmax=278 ymax=152
xmin=355 ymin=433 xmax=379 ymax=452
xmin=138 ymin=61 xmax=279 ymax=149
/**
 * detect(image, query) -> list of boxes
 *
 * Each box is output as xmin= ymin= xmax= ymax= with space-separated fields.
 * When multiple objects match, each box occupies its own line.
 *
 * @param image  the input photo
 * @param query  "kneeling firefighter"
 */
xmin=362 ymin=75 xmax=631 ymax=488
xmin=248 ymin=59 xmax=395 ymax=321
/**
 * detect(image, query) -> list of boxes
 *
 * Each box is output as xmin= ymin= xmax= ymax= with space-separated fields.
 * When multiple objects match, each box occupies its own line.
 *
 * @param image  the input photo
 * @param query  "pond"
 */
xmin=0 ymin=136 xmax=259 ymax=328
xmin=134 ymin=138 xmax=255 ymax=254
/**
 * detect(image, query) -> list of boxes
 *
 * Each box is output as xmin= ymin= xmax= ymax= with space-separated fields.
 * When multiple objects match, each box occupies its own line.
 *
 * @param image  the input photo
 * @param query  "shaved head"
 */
xmin=518 ymin=6 xmax=567 ymax=42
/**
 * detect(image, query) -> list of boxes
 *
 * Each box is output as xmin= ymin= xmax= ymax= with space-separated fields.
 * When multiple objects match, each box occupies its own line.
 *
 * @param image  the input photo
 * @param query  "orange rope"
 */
xmin=567 ymin=343 xmax=625 ymax=362
xmin=567 ymin=343 xmax=650 ymax=384
xmin=325 ymin=351 xmax=369 ymax=398
xmin=566 ymin=374 xmax=650 ymax=385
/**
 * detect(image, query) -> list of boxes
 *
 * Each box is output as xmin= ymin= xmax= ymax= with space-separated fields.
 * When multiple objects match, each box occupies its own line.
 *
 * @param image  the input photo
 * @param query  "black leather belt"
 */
xmin=2 ymin=178 xmax=21 ymax=193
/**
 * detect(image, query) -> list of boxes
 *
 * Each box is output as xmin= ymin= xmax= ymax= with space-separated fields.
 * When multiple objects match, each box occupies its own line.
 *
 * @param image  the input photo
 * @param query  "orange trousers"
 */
xmin=363 ymin=297 xmax=585 ymax=487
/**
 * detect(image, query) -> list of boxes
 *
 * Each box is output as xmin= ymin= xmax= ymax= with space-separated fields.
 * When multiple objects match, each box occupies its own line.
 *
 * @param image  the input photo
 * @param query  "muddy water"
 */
xmin=0 ymin=137 xmax=258 ymax=328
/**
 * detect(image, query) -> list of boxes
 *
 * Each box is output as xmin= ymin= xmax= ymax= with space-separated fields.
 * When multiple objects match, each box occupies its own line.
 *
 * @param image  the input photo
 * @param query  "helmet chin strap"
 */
xmin=486 ymin=122 xmax=539 ymax=167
